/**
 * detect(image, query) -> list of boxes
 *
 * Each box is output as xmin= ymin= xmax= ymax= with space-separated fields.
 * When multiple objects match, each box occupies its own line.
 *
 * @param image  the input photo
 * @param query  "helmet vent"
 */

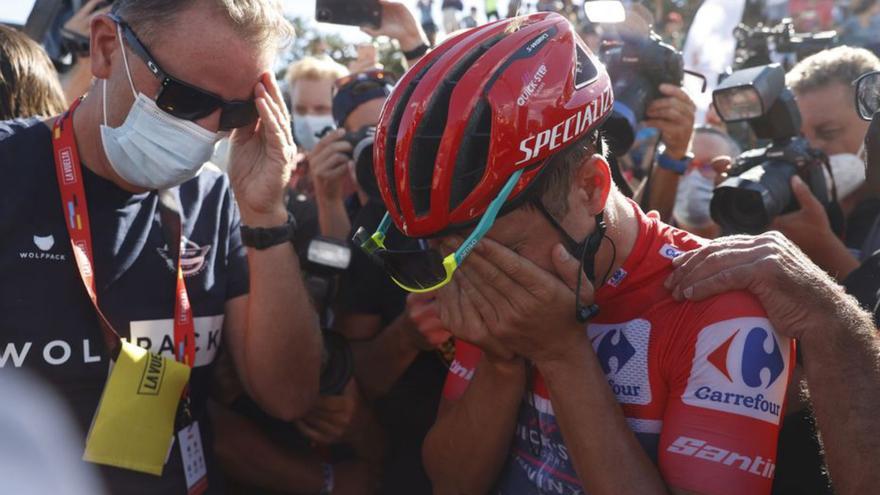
xmin=385 ymin=57 xmax=443 ymax=216
xmin=449 ymin=99 xmax=492 ymax=212
xmin=410 ymin=35 xmax=504 ymax=216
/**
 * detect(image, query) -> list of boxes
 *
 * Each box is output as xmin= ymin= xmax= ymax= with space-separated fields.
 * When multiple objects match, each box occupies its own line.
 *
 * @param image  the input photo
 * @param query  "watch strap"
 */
xmin=240 ymin=212 xmax=297 ymax=250
xmin=402 ymin=42 xmax=430 ymax=61
xmin=657 ymin=152 xmax=693 ymax=175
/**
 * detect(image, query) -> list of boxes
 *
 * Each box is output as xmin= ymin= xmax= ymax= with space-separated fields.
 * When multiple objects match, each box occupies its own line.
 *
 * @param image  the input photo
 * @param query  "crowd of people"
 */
xmin=3 ymin=0 xmax=880 ymax=494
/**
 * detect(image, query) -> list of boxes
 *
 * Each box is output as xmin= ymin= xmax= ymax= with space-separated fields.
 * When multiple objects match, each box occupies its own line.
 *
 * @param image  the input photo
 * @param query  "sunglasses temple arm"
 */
xmin=378 ymin=212 xmax=394 ymax=234
xmin=454 ymin=169 xmax=524 ymax=265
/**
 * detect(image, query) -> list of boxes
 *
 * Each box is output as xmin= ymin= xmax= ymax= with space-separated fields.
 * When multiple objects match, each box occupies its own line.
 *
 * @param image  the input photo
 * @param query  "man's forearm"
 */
xmin=647 ymin=167 xmax=681 ymax=222
xmin=423 ymin=357 xmax=525 ymax=495
xmin=800 ymin=291 xmax=880 ymax=493
xmin=350 ymin=315 xmax=421 ymax=400
xmin=537 ymin=338 xmax=666 ymax=495
xmin=316 ymin=196 xmax=352 ymax=240
xmin=245 ymin=236 xmax=321 ymax=420
xmin=806 ymin=234 xmax=860 ymax=281
xmin=209 ymin=400 xmax=325 ymax=492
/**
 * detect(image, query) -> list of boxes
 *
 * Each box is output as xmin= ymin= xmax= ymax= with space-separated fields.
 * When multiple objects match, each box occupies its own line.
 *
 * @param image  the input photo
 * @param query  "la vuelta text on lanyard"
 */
xmin=51 ymin=98 xmax=197 ymax=367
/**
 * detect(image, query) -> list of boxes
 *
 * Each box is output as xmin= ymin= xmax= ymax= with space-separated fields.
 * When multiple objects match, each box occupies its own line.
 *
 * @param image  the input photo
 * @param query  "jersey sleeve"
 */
xmin=441 ymin=339 xmax=483 ymax=401
xmin=658 ymin=291 xmax=796 ymax=495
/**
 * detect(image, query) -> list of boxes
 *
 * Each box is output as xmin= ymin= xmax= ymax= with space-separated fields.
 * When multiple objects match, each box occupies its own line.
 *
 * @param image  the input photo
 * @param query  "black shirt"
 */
xmin=0 ymin=119 xmax=248 ymax=493
xmin=337 ymin=200 xmax=447 ymax=494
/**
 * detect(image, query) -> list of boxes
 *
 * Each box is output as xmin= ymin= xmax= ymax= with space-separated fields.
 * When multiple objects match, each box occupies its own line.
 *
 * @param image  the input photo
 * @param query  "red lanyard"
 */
xmin=52 ymin=98 xmax=196 ymax=368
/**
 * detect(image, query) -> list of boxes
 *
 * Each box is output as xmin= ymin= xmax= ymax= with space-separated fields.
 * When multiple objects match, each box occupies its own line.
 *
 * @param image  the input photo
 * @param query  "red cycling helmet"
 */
xmin=374 ymin=12 xmax=614 ymax=238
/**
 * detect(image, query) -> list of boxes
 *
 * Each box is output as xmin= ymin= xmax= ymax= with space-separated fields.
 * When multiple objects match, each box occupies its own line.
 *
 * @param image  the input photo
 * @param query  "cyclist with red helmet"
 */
xmin=357 ymin=12 xmax=794 ymax=495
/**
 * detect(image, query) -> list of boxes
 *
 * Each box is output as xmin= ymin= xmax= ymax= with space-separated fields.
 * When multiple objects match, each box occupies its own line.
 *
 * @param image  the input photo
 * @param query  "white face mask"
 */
xmin=674 ymin=171 xmax=715 ymax=229
xmin=825 ymin=146 xmax=866 ymax=200
xmin=293 ymin=113 xmax=336 ymax=151
xmin=100 ymin=25 xmax=224 ymax=190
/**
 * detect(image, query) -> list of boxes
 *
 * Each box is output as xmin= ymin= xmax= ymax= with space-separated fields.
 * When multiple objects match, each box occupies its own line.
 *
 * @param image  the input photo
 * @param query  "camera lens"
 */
xmin=316 ymin=8 xmax=331 ymax=21
xmin=710 ymin=160 xmax=796 ymax=234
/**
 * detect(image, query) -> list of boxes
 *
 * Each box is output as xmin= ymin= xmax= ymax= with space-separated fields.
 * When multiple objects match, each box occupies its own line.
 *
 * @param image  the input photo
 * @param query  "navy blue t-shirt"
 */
xmin=0 ymin=119 xmax=249 ymax=493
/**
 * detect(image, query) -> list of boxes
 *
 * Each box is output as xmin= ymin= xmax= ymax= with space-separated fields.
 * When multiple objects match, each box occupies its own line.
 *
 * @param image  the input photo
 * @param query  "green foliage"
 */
xmin=279 ymin=16 xmax=407 ymax=80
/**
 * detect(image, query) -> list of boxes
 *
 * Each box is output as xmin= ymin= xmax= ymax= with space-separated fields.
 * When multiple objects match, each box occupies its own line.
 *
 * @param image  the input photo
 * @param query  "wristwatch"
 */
xmin=240 ymin=212 xmax=297 ymax=250
xmin=657 ymin=151 xmax=693 ymax=175
xmin=402 ymin=42 xmax=430 ymax=61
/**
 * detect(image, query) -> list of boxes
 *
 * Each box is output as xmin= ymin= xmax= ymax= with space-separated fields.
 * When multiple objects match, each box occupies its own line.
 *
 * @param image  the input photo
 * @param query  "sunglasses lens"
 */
xmin=857 ymin=72 xmax=880 ymax=120
xmin=220 ymin=101 xmax=259 ymax=130
xmin=376 ymin=248 xmax=448 ymax=291
xmin=157 ymin=79 xmax=221 ymax=120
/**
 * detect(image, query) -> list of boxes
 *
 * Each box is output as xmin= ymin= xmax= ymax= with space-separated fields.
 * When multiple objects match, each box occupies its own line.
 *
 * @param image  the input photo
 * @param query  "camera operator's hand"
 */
xmin=308 ymin=129 xmax=353 ymax=204
xmin=229 ymin=74 xmax=295 ymax=227
xmin=65 ymin=0 xmax=111 ymax=45
xmin=772 ymin=176 xmax=859 ymax=280
xmin=405 ymin=292 xmax=453 ymax=350
xmin=295 ymin=379 xmax=365 ymax=445
xmin=361 ymin=0 xmax=429 ymax=53
xmin=644 ymin=84 xmax=696 ymax=159
xmin=60 ymin=0 xmax=113 ymax=102
xmin=665 ymin=231 xmax=844 ymax=340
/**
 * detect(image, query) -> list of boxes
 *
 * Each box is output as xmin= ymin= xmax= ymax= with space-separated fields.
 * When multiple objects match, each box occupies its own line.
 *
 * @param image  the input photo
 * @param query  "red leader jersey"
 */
xmin=443 ymin=201 xmax=795 ymax=495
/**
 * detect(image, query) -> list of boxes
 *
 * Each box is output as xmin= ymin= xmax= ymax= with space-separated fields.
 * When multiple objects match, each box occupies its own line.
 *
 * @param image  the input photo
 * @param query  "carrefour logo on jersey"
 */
xmin=587 ymin=319 xmax=652 ymax=405
xmin=683 ymin=317 xmax=791 ymax=424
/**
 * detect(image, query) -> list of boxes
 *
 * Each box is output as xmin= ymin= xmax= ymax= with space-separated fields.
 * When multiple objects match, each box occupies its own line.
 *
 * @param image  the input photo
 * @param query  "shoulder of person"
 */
xmin=0 ymin=118 xmax=47 ymax=148
xmin=0 ymin=119 xmax=54 ymax=231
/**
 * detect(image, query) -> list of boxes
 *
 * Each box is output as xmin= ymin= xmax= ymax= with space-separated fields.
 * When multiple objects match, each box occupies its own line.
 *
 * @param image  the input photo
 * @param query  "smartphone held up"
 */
xmin=315 ymin=0 xmax=382 ymax=29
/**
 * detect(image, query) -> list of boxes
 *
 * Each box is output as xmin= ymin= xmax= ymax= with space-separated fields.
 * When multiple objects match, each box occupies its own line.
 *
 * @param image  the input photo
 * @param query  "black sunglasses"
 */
xmin=854 ymin=70 xmax=880 ymax=121
xmin=108 ymin=13 xmax=258 ymax=130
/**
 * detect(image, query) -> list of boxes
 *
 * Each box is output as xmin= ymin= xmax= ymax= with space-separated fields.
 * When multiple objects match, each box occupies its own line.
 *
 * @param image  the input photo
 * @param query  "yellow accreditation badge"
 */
xmin=83 ymin=340 xmax=190 ymax=476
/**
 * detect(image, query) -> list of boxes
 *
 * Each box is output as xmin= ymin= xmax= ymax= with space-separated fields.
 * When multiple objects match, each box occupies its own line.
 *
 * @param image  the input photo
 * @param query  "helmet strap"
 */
xmin=532 ymin=199 xmax=607 ymax=322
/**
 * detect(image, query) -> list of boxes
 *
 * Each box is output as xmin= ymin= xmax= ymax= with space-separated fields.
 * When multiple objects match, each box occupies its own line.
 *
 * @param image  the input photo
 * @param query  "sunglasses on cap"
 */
xmin=354 ymin=169 xmax=524 ymax=293
xmin=108 ymin=13 xmax=258 ymax=130
xmin=855 ymin=70 xmax=880 ymax=121
xmin=335 ymin=69 xmax=396 ymax=93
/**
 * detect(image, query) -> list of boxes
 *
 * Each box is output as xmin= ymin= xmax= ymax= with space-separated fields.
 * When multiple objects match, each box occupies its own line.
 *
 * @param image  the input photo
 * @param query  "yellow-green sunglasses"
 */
xmin=354 ymin=169 xmax=524 ymax=293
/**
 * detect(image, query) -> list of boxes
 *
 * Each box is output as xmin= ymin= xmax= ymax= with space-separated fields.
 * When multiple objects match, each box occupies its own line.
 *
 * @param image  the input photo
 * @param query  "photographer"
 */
xmin=307 ymin=70 xmax=392 ymax=240
xmin=772 ymin=46 xmax=880 ymax=280
xmin=672 ymin=125 xmax=741 ymax=239
xmin=666 ymin=232 xmax=880 ymax=494
xmin=597 ymin=30 xmax=698 ymax=222
xmin=325 ymin=71 xmax=450 ymax=492
xmin=640 ymin=83 xmax=697 ymax=222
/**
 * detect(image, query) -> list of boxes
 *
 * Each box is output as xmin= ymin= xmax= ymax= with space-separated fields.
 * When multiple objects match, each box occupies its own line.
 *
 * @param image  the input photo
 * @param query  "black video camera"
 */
xmin=342 ymin=125 xmax=382 ymax=202
xmin=733 ymin=18 xmax=837 ymax=70
xmin=600 ymin=31 xmax=692 ymax=156
xmin=710 ymin=64 xmax=831 ymax=235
